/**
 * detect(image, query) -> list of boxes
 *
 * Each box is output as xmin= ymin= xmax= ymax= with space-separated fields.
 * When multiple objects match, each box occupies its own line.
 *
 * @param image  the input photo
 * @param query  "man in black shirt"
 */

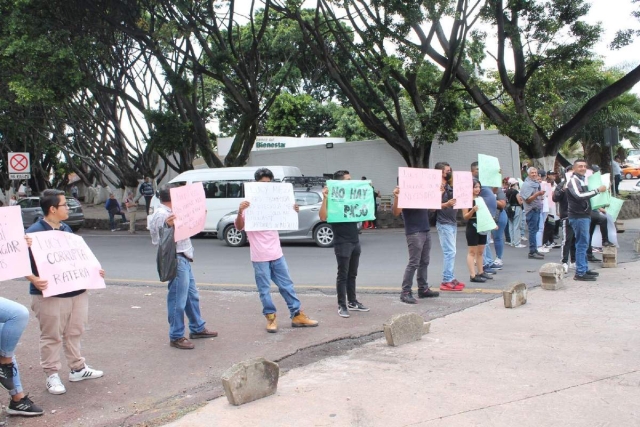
xmin=320 ymin=170 xmax=369 ymax=318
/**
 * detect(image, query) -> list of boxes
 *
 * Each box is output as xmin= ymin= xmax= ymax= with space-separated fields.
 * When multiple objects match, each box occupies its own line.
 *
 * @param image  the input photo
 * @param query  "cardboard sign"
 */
xmin=243 ymin=182 xmax=298 ymax=231
xmin=587 ymin=172 xmax=611 ymax=209
xmin=27 ymin=231 xmax=105 ymax=297
xmin=478 ymin=154 xmax=502 ymax=188
xmin=170 ymin=183 xmax=207 ymax=241
xmin=453 ymin=171 xmax=473 ymax=209
xmin=606 ymin=197 xmax=624 ymax=222
xmin=326 ymin=180 xmax=376 ymax=223
xmin=0 ymin=206 xmax=32 ymax=281
xmin=397 ymin=167 xmax=442 ymax=209
xmin=475 ymin=197 xmax=497 ymax=233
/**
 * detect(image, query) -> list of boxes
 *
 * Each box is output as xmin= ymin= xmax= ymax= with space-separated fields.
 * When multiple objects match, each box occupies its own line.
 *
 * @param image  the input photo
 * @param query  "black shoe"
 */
xmin=0 ymin=362 xmax=16 ymax=392
xmin=528 ymin=252 xmax=544 ymax=259
xmin=6 ymin=395 xmax=43 ymax=417
xmin=479 ymin=272 xmax=494 ymax=280
xmin=417 ymin=288 xmax=440 ymax=298
xmin=338 ymin=306 xmax=350 ymax=318
xmin=470 ymin=275 xmax=487 ymax=283
xmin=602 ymin=241 xmax=615 ymax=247
xmin=400 ymin=293 xmax=417 ymax=304
xmin=585 ymin=270 xmax=599 ymax=277
xmin=347 ymin=301 xmax=370 ymax=312
xmin=587 ymin=255 xmax=601 ymax=262
xmin=574 ymin=274 xmax=596 ymax=281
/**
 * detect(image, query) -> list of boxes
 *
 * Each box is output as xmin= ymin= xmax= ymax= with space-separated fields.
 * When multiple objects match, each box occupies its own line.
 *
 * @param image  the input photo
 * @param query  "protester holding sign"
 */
xmin=461 ymin=180 xmax=491 ymax=283
xmin=320 ymin=170 xmax=370 ymax=318
xmin=25 ymin=189 xmax=105 ymax=395
xmin=235 ymin=168 xmax=318 ymax=333
xmin=567 ymin=160 xmax=607 ymax=281
xmin=149 ymin=187 xmax=218 ymax=350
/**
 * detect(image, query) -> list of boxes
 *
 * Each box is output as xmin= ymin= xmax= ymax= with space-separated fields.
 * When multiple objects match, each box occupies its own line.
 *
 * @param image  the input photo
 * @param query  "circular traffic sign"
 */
xmin=9 ymin=154 xmax=29 ymax=172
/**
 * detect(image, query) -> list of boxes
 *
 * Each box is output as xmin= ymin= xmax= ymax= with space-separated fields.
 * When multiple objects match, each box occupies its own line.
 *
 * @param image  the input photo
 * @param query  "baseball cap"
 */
xmin=547 ymin=170 xmax=558 ymax=175
xmin=538 ymin=169 xmax=546 ymax=177
xmin=508 ymin=177 xmax=518 ymax=185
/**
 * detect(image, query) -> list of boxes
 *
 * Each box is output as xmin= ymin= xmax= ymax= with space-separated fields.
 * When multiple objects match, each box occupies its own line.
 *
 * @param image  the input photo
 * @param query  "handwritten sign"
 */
xmin=170 ymin=183 xmax=207 ymax=241
xmin=475 ymin=197 xmax=497 ymax=233
xmin=397 ymin=167 xmax=442 ymax=209
xmin=326 ymin=180 xmax=376 ymax=223
xmin=244 ymin=182 xmax=298 ymax=231
xmin=478 ymin=154 xmax=502 ymax=187
xmin=453 ymin=171 xmax=473 ymax=209
xmin=0 ymin=206 xmax=32 ymax=281
xmin=27 ymin=230 xmax=105 ymax=297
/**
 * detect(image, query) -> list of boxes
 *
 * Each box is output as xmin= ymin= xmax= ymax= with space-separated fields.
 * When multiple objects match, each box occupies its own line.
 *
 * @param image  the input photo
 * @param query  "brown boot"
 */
xmin=265 ymin=313 xmax=277 ymax=333
xmin=170 ymin=337 xmax=194 ymax=350
xmin=189 ymin=328 xmax=218 ymax=339
xmin=291 ymin=311 xmax=319 ymax=328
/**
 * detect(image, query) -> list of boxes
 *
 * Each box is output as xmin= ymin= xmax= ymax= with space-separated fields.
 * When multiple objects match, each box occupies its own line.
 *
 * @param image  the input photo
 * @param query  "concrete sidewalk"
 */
xmin=167 ymin=262 xmax=640 ymax=427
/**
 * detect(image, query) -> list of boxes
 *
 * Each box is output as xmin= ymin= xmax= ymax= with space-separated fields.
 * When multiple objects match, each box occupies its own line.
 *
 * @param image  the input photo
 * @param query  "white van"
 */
xmin=168 ymin=166 xmax=302 ymax=234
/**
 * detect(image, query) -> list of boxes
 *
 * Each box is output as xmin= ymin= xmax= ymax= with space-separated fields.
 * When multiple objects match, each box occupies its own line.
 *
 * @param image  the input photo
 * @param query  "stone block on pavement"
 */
xmin=602 ymin=246 xmax=617 ymax=268
xmin=502 ymin=282 xmax=527 ymax=308
xmin=614 ymin=221 xmax=625 ymax=233
xmin=383 ymin=313 xmax=424 ymax=347
xmin=635 ymin=235 xmax=640 ymax=253
xmin=221 ymin=358 xmax=279 ymax=406
xmin=422 ymin=321 xmax=431 ymax=335
xmin=539 ymin=263 xmax=564 ymax=290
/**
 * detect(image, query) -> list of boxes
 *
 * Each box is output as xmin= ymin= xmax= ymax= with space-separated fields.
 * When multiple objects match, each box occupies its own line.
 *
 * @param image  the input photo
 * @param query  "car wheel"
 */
xmin=314 ymin=223 xmax=334 ymax=248
xmin=71 ymin=226 xmax=82 ymax=232
xmin=626 ymin=173 xmax=633 ymax=179
xmin=224 ymin=225 xmax=247 ymax=247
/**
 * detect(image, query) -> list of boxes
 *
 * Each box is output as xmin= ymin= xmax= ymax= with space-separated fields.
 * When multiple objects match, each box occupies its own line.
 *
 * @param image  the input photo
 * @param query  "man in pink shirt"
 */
xmin=235 ymin=168 xmax=319 ymax=333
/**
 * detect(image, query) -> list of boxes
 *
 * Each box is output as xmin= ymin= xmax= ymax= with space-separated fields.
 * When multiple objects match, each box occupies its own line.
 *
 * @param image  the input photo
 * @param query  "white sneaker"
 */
xmin=569 ymin=262 xmax=576 ymax=270
xmin=514 ymin=243 xmax=527 ymax=248
xmin=521 ymin=236 xmax=528 ymax=241
xmin=492 ymin=258 xmax=503 ymax=267
xmin=69 ymin=365 xmax=104 ymax=382
xmin=562 ymin=263 xmax=569 ymax=273
xmin=46 ymin=373 xmax=66 ymax=395
xmin=537 ymin=246 xmax=550 ymax=253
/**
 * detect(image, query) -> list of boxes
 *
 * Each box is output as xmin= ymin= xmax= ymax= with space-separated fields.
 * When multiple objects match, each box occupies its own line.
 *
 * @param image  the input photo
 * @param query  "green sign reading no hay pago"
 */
xmin=326 ymin=180 xmax=376 ymax=223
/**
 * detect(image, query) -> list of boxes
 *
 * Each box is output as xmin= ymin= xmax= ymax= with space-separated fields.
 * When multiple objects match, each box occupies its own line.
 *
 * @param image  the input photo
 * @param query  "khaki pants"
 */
xmin=31 ymin=292 xmax=88 ymax=375
xmin=129 ymin=211 xmax=137 ymax=233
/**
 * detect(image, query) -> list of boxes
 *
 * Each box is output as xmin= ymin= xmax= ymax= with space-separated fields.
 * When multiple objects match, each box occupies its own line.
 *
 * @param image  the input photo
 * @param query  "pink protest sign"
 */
xmin=27 ymin=231 xmax=105 ymax=298
xmin=397 ymin=167 xmax=442 ymax=209
xmin=0 ymin=206 xmax=32 ymax=281
xmin=170 ymin=183 xmax=207 ymax=241
xmin=452 ymin=171 xmax=473 ymax=209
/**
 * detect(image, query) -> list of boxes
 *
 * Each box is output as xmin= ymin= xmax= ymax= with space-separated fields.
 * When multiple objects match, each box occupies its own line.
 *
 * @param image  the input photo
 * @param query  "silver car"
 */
xmin=216 ymin=187 xmax=334 ymax=248
xmin=18 ymin=196 xmax=84 ymax=231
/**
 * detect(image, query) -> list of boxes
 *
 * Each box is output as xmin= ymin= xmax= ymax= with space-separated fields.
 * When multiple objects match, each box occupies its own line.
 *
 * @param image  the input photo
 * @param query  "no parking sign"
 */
xmin=8 ymin=152 xmax=31 ymax=179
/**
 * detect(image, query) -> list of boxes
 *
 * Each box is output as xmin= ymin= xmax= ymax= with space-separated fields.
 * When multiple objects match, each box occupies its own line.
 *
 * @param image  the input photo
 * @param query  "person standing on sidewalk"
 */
xmin=505 ymin=178 xmax=526 ymax=248
xmin=471 ymin=162 xmax=500 ymax=275
xmin=124 ymin=191 xmax=138 ymax=234
xmin=520 ymin=167 xmax=547 ymax=260
xmin=149 ymin=188 xmax=219 ymax=349
xmin=462 ymin=179 xmax=491 ymax=283
xmin=434 ymin=162 xmax=465 ymax=292
xmin=235 ymin=168 xmax=319 ymax=333
xmin=319 ymin=170 xmax=370 ymax=318
xmin=612 ymin=156 xmax=622 ymax=196
xmin=26 ymin=189 xmax=105 ymax=395
xmin=567 ymin=160 xmax=607 ymax=281
xmin=139 ymin=177 xmax=155 ymax=215
xmin=553 ymin=175 xmax=576 ymax=273
xmin=391 ymin=183 xmax=441 ymax=304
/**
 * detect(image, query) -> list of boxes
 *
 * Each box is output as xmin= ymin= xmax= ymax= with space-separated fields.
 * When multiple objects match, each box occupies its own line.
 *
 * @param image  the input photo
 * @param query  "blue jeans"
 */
xmin=526 ymin=210 xmax=540 ymax=254
xmin=108 ymin=211 xmax=127 ymax=230
xmin=536 ymin=212 xmax=547 ymax=247
xmin=436 ymin=223 xmax=457 ymax=283
xmin=509 ymin=206 xmax=523 ymax=246
xmin=167 ymin=257 xmax=206 ymax=341
xmin=483 ymin=210 xmax=507 ymax=266
xmin=569 ymin=218 xmax=590 ymax=276
xmin=0 ymin=298 xmax=28 ymax=395
xmin=252 ymin=257 xmax=301 ymax=318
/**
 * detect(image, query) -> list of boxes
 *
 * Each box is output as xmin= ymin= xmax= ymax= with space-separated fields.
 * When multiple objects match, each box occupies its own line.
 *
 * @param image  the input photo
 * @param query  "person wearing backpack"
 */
xmin=505 ymin=178 xmax=526 ymax=248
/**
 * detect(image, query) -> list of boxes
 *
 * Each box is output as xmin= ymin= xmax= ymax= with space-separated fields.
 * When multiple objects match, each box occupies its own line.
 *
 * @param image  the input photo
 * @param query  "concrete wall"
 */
xmin=248 ymin=130 xmax=521 ymax=195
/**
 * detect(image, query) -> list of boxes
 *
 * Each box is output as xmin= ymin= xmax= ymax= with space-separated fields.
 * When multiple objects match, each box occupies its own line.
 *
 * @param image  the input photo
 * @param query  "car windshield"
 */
xmin=66 ymin=198 xmax=81 ymax=208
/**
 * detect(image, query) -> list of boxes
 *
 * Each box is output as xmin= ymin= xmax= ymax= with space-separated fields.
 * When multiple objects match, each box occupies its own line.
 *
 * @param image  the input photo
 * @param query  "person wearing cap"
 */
xmin=505 ymin=178 xmax=526 ymax=248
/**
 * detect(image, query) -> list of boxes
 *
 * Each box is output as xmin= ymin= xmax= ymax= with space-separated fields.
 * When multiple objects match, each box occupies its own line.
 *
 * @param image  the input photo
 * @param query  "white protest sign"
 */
xmin=0 ymin=206 xmax=32 ymax=281
xmin=244 ymin=182 xmax=298 ymax=231
xmin=27 ymin=230 xmax=105 ymax=297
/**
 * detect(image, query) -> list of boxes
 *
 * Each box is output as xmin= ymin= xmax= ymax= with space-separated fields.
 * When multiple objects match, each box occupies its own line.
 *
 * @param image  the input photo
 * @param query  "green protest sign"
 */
xmin=606 ymin=197 xmax=624 ymax=222
xmin=478 ymin=154 xmax=502 ymax=188
xmin=474 ymin=197 xmax=497 ymax=233
xmin=326 ymin=180 xmax=376 ymax=223
xmin=587 ymin=172 xmax=611 ymax=209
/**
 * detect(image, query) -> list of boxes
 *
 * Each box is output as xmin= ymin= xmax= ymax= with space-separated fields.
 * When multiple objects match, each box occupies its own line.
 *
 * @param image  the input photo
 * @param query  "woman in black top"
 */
xmin=462 ymin=180 xmax=491 ymax=283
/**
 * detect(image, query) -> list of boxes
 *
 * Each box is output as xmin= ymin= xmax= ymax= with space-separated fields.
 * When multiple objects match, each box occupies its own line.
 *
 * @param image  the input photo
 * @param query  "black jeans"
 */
xmin=614 ymin=174 xmax=621 ymax=195
xmin=561 ymin=218 xmax=576 ymax=264
xmin=588 ymin=211 xmax=609 ymax=254
xmin=334 ymin=242 xmax=360 ymax=308
xmin=144 ymin=195 xmax=153 ymax=215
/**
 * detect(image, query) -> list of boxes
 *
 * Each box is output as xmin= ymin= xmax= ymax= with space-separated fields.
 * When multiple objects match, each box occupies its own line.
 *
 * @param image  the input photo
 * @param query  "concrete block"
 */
xmin=503 ymin=283 xmax=527 ymax=308
xmin=634 ymin=236 xmax=640 ymax=253
xmin=221 ymin=358 xmax=279 ymax=406
xmin=539 ymin=263 xmax=565 ymax=290
xmin=383 ymin=313 xmax=424 ymax=347
xmin=422 ymin=321 xmax=431 ymax=335
xmin=602 ymin=246 xmax=617 ymax=268
xmin=614 ymin=221 xmax=625 ymax=233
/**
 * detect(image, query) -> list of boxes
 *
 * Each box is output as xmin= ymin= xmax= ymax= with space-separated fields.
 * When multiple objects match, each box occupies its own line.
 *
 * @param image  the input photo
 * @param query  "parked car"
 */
xmin=18 ymin=196 xmax=84 ymax=231
xmin=622 ymin=164 xmax=640 ymax=179
xmin=216 ymin=186 xmax=335 ymax=248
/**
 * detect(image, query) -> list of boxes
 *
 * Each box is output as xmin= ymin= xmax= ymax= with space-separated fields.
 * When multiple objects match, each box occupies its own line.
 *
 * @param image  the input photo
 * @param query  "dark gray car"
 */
xmin=216 ymin=187 xmax=334 ymax=248
xmin=18 ymin=196 xmax=84 ymax=231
